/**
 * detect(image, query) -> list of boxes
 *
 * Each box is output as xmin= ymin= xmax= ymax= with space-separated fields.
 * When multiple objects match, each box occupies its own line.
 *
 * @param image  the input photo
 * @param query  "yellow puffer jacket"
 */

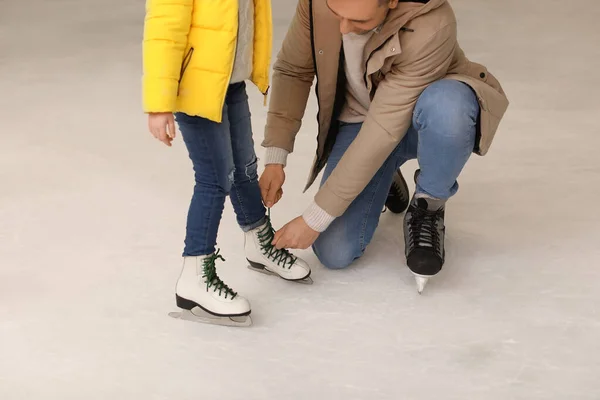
xmin=142 ymin=0 xmax=272 ymax=123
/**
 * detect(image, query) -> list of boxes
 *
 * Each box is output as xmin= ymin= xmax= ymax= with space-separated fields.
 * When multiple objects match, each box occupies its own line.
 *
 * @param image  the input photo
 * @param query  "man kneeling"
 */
xmin=259 ymin=0 xmax=509 ymax=292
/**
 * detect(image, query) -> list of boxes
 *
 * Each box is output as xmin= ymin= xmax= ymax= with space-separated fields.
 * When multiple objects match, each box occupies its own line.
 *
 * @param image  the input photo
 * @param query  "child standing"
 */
xmin=143 ymin=0 xmax=311 ymax=326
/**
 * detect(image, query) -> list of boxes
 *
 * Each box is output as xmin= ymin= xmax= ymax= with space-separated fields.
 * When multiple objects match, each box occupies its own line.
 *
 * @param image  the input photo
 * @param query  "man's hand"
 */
xmin=259 ymin=164 xmax=285 ymax=208
xmin=148 ymin=112 xmax=176 ymax=147
xmin=272 ymin=216 xmax=320 ymax=250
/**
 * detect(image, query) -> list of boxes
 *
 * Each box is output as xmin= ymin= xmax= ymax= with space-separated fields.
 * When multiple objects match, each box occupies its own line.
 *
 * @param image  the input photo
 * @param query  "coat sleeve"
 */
xmin=314 ymin=23 xmax=457 ymax=217
xmin=262 ymin=0 xmax=315 ymax=153
xmin=142 ymin=0 xmax=193 ymax=113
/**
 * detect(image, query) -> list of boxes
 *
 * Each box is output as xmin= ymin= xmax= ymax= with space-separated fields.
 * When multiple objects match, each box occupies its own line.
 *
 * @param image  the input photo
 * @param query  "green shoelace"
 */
xmin=202 ymin=249 xmax=237 ymax=299
xmin=256 ymin=214 xmax=298 ymax=269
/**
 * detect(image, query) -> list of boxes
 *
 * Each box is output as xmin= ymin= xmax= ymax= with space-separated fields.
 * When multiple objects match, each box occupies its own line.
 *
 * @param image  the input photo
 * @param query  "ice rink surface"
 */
xmin=1 ymin=0 xmax=599 ymax=399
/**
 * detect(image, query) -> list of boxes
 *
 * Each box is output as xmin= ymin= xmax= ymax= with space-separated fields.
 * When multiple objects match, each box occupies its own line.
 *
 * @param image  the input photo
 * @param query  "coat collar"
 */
xmin=363 ymin=0 xmax=446 ymax=60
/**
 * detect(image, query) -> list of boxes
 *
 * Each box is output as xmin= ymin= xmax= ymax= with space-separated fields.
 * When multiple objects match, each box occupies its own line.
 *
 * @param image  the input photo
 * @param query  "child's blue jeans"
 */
xmin=175 ymin=82 xmax=266 ymax=256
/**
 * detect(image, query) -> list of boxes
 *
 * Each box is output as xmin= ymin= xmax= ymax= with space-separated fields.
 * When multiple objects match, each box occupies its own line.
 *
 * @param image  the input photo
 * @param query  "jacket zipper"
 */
xmin=362 ymin=40 xmax=388 ymax=89
xmin=309 ymin=0 xmax=321 ymax=164
xmin=308 ymin=0 xmax=346 ymax=180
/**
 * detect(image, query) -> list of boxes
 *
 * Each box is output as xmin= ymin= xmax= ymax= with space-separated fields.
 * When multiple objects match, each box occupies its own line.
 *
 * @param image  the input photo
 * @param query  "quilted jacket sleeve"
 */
xmin=142 ymin=0 xmax=193 ymax=113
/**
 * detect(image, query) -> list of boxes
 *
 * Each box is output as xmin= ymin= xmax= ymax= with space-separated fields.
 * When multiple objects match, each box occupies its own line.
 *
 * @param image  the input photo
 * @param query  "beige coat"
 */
xmin=263 ymin=0 xmax=509 ymax=217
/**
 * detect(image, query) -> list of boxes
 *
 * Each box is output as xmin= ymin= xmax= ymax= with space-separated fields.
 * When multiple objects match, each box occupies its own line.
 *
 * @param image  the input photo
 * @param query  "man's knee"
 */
xmin=414 ymin=79 xmax=479 ymax=139
xmin=313 ymin=228 xmax=360 ymax=270
xmin=313 ymin=244 xmax=356 ymax=270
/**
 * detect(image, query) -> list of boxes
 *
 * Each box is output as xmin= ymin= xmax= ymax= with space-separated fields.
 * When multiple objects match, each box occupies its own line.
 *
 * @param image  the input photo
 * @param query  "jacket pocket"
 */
xmin=179 ymin=47 xmax=194 ymax=82
xmin=177 ymin=47 xmax=194 ymax=95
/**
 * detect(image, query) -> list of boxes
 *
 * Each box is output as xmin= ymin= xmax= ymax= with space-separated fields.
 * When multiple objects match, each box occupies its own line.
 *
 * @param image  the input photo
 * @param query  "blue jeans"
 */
xmin=313 ymin=79 xmax=479 ymax=269
xmin=175 ymin=82 xmax=266 ymax=256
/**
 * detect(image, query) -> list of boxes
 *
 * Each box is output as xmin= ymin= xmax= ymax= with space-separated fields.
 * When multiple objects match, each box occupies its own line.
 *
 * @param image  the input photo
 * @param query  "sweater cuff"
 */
xmin=264 ymin=147 xmax=289 ymax=166
xmin=302 ymin=201 xmax=336 ymax=233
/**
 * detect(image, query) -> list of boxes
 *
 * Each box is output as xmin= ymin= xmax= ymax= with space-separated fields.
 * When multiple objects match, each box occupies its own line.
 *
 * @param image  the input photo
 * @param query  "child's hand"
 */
xmin=260 ymin=165 xmax=285 ymax=208
xmin=148 ymin=112 xmax=176 ymax=147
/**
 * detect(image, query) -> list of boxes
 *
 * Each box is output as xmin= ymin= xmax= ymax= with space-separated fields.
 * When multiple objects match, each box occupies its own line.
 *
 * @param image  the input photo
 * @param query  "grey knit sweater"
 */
xmin=230 ymin=0 xmax=254 ymax=84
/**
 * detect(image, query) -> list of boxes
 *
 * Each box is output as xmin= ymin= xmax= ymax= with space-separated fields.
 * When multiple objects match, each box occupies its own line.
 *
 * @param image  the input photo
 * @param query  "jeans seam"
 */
xmin=204 ymin=133 xmax=223 ymax=254
xmin=413 ymin=107 xmax=422 ymax=131
xmin=232 ymin=180 xmax=250 ymax=227
xmin=358 ymin=155 xmax=394 ymax=251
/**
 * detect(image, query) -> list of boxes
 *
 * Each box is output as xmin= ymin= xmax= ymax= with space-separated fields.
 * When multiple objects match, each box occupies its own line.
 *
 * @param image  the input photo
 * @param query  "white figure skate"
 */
xmin=245 ymin=217 xmax=312 ymax=284
xmin=169 ymin=251 xmax=252 ymax=327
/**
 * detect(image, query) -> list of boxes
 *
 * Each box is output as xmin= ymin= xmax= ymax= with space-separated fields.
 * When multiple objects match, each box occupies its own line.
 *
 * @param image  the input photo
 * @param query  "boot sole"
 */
xmin=247 ymin=259 xmax=312 ymax=283
xmin=176 ymin=294 xmax=251 ymax=318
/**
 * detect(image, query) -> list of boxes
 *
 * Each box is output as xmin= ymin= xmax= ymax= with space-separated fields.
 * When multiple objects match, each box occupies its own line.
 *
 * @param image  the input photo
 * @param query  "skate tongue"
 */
xmin=415 ymin=197 xmax=445 ymax=212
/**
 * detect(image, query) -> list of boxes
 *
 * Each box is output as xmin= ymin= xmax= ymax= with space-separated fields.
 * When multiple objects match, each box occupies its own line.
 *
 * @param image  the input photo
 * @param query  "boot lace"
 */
xmin=202 ymin=249 xmax=237 ymax=299
xmin=256 ymin=213 xmax=298 ymax=269
xmin=408 ymin=207 xmax=443 ymax=255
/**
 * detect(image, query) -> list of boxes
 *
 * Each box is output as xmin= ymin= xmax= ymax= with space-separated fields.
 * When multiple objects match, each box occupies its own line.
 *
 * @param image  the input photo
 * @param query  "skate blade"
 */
xmin=413 ymin=274 xmax=430 ymax=294
xmin=169 ymin=308 xmax=252 ymax=327
xmin=298 ymin=276 xmax=314 ymax=285
xmin=247 ymin=264 xmax=313 ymax=285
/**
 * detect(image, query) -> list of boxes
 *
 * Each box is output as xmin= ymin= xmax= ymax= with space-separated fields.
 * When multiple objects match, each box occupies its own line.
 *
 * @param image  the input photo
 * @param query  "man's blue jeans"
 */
xmin=313 ymin=79 xmax=480 ymax=269
xmin=175 ymin=82 xmax=266 ymax=257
